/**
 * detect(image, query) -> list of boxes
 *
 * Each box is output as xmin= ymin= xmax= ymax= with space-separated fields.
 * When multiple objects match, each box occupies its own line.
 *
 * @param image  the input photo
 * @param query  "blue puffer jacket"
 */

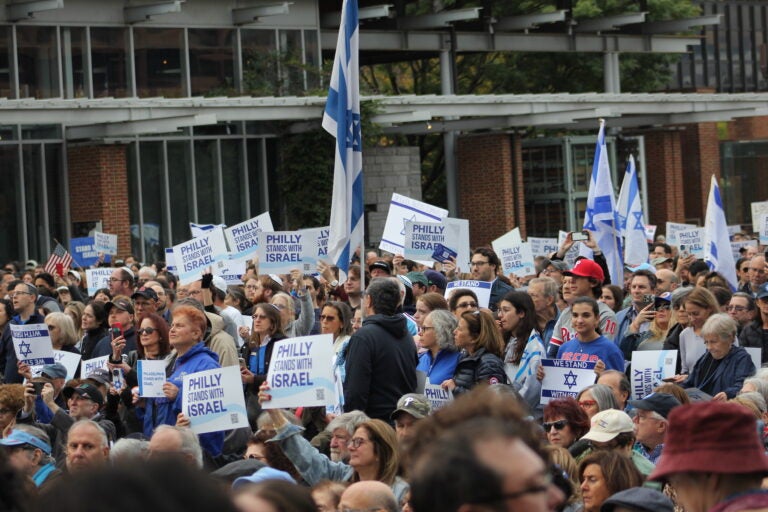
xmin=137 ymin=342 xmax=223 ymax=456
xmin=682 ymin=345 xmax=755 ymax=399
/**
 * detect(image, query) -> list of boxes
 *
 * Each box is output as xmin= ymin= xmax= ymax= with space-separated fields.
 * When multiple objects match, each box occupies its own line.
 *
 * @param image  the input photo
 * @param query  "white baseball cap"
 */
xmin=581 ymin=409 xmax=634 ymax=443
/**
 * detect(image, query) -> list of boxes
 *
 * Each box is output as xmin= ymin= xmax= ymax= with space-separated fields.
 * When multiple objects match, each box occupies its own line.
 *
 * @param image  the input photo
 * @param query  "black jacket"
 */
xmin=451 ymin=347 xmax=507 ymax=396
xmin=91 ymin=326 xmax=138 ymax=359
xmin=343 ymin=314 xmax=418 ymax=422
xmin=740 ymin=321 xmax=768 ymax=364
xmin=80 ymin=326 xmax=108 ymax=362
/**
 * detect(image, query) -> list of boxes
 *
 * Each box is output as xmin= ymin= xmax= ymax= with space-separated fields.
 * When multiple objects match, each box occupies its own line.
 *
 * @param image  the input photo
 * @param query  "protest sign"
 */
xmin=299 ymin=226 xmax=330 ymax=273
xmin=528 ymin=237 xmax=558 ymax=258
xmin=93 ymin=232 xmax=118 ymax=254
xmin=444 ymin=217 xmax=471 ymax=272
xmin=173 ymin=228 xmax=229 ymax=285
xmin=751 ymin=201 xmax=768 ymax=232
xmin=675 ymin=227 xmax=705 ymax=259
xmin=424 ymin=383 xmax=454 ymax=411
xmin=81 ymin=355 xmax=109 ymax=376
xmin=630 ymin=350 xmax=677 ymax=400
xmin=182 ymin=366 xmax=248 ymax=435
xmin=213 ymin=257 xmax=247 ymax=285
xmin=138 ymin=360 xmax=167 ymax=398
xmin=403 ymin=221 xmax=459 ymax=263
xmin=540 ymin=359 xmax=596 ymax=404
xmin=263 ymin=334 xmax=335 ymax=409
xmin=727 ymin=225 xmax=742 ymax=237
xmin=644 ymin=225 xmax=657 ymax=243
xmin=495 ymin=241 xmax=535 ymax=278
xmin=224 ymin=212 xmax=274 ymax=263
xmin=493 ymin=228 xmax=522 ymax=249
xmin=444 ymin=280 xmax=492 ymax=309
xmin=379 ymin=193 xmax=448 ymax=255
xmin=745 ymin=347 xmax=762 ymax=372
xmin=31 ymin=350 xmax=81 ymax=381
xmin=70 ymin=237 xmax=110 ymax=268
xmin=665 ymin=222 xmax=697 ymax=247
xmin=257 ymin=231 xmax=315 ymax=275
xmin=10 ymin=324 xmax=54 ymax=366
xmin=731 ymin=240 xmax=758 ymax=260
xmin=85 ymin=268 xmax=114 ymax=297
xmin=759 ymin=214 xmax=768 ymax=245
xmin=164 ymin=248 xmax=177 ymax=274
xmin=190 ymin=223 xmax=226 ymax=238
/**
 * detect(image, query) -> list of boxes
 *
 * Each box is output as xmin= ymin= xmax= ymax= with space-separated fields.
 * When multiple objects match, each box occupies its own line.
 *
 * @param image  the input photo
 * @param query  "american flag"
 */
xmin=43 ymin=243 xmax=74 ymax=275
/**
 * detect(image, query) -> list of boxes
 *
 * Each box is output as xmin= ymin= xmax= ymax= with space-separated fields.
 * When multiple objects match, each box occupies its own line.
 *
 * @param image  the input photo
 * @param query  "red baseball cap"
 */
xmin=563 ymin=258 xmax=604 ymax=282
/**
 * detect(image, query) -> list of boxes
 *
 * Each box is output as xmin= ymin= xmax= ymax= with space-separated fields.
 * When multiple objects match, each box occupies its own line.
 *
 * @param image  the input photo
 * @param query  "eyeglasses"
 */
xmin=726 ymin=305 xmax=747 ymax=312
xmin=578 ymin=400 xmax=597 ymax=408
xmin=470 ymin=261 xmax=489 ymax=267
xmin=543 ymin=420 xmax=568 ymax=431
xmin=347 ymin=437 xmax=369 ymax=449
xmin=541 ymin=268 xmax=560 ymax=275
xmin=320 ymin=315 xmax=338 ymax=321
xmin=456 ymin=302 xmax=478 ymax=309
xmin=656 ymin=304 xmax=671 ymax=311
xmin=421 ymin=326 xmax=434 ymax=331
xmin=138 ymin=327 xmax=156 ymax=335
xmin=9 ymin=291 xmax=33 ymax=298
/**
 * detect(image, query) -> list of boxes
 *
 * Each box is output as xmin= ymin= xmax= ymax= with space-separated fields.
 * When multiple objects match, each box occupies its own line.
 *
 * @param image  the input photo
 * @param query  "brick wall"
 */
xmin=679 ymin=122 xmax=720 ymax=225
xmin=68 ymin=144 xmax=133 ymax=256
xmin=644 ymin=130 xmax=686 ymax=228
xmin=731 ymin=115 xmax=768 ymax=140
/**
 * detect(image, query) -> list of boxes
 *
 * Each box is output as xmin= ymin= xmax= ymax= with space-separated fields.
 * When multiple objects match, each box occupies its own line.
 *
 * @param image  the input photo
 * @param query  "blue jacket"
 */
xmin=683 ymin=346 xmax=755 ymax=399
xmin=417 ymin=349 xmax=462 ymax=385
xmin=137 ymin=342 xmax=223 ymax=456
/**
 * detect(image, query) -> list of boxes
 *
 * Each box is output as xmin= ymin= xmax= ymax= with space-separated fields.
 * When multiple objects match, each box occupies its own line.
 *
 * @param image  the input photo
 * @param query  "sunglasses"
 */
xmin=456 ymin=302 xmax=478 ymax=309
xmin=319 ymin=315 xmax=338 ymax=321
xmin=543 ymin=420 xmax=568 ymax=431
xmin=137 ymin=327 xmax=156 ymax=335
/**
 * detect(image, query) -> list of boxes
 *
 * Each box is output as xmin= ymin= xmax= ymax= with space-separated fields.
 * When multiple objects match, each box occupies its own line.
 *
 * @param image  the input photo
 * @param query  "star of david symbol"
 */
xmin=617 ymin=212 xmax=627 ymax=231
xmin=584 ymin=208 xmax=597 ymax=231
xmin=563 ymin=370 xmax=578 ymax=390
xmin=632 ymin=211 xmax=645 ymax=231
xmin=401 ymin=214 xmax=417 ymax=236
xmin=346 ymin=112 xmax=361 ymax=152
xmin=18 ymin=341 xmax=32 ymax=358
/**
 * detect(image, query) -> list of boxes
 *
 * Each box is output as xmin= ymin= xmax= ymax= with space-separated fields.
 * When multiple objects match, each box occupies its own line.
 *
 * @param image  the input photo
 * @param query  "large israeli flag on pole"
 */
xmin=703 ymin=175 xmax=738 ymax=290
xmin=323 ymin=0 xmax=363 ymax=276
xmin=616 ymin=155 xmax=649 ymax=266
xmin=583 ymin=119 xmax=624 ymax=285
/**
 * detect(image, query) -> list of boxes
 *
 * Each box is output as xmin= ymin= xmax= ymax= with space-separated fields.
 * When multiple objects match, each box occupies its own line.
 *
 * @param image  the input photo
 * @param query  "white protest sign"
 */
xmin=665 ymin=222 xmax=697 ymax=247
xmin=31 ymin=349 xmax=80 ymax=381
xmin=644 ymin=224 xmax=657 ymax=243
xmin=745 ymin=347 xmax=762 ymax=371
xmin=752 ymin=201 xmax=768 ymax=232
xmin=183 ymin=366 xmax=248 ymax=435
xmin=629 ymin=350 xmax=677 ymax=400
xmin=81 ymin=355 xmax=109 ymax=376
xmin=528 ymin=237 xmax=559 ymax=257
xmin=224 ymin=212 xmax=274 ymax=263
xmin=759 ymin=214 xmax=768 ymax=245
xmin=214 ymin=257 xmax=247 ymax=286
xmin=85 ymin=268 xmax=114 ymax=297
xmin=731 ymin=240 xmax=758 ymax=260
xmin=299 ymin=226 xmax=330 ymax=273
xmin=493 ymin=227 xmax=522 ymax=248
xmin=727 ymin=224 xmax=743 ymax=237
xmin=257 ymin=231 xmax=314 ymax=275
xmin=444 ymin=217 xmax=471 ymax=272
xmin=675 ymin=227 xmax=705 ymax=259
xmin=164 ymin=248 xmax=177 ymax=274
xmin=403 ymin=220 xmax=459 ymax=264
xmin=138 ymin=360 xmax=167 ymax=398
xmin=93 ymin=232 xmax=118 ymax=254
xmin=263 ymin=334 xmax=335 ymax=409
xmin=190 ymin=223 xmax=226 ymax=239
xmin=495 ymin=241 xmax=535 ymax=278
xmin=173 ymin=228 xmax=229 ymax=285
xmin=539 ymin=359 xmax=596 ymax=404
xmin=558 ymin=231 xmax=579 ymax=268
xmin=10 ymin=324 xmax=54 ymax=365
xmin=444 ymin=280 xmax=492 ymax=309
xmin=424 ymin=383 xmax=454 ymax=411
xmin=379 ymin=193 xmax=448 ymax=255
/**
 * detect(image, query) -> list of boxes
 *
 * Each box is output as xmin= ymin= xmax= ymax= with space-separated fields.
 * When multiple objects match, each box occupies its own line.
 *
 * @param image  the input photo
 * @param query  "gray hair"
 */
xmin=577 ymin=384 xmax=620 ymax=412
xmin=742 ymin=377 xmax=768 ymax=404
xmin=138 ymin=266 xmax=157 ymax=279
xmin=756 ymin=368 xmax=768 ymax=381
xmin=701 ymin=313 xmax=737 ymax=341
xmin=528 ymin=277 xmax=558 ymax=299
xmin=670 ymin=286 xmax=694 ymax=309
xmin=326 ymin=410 xmax=370 ymax=436
xmin=366 ymin=278 xmax=400 ymax=316
xmin=110 ymin=438 xmax=149 ymax=462
xmin=427 ymin=309 xmax=458 ymax=351
xmin=154 ymin=425 xmax=203 ymax=469
xmin=737 ymin=391 xmax=767 ymax=414
xmin=70 ymin=419 xmax=109 ymax=449
xmin=11 ymin=424 xmax=53 ymax=465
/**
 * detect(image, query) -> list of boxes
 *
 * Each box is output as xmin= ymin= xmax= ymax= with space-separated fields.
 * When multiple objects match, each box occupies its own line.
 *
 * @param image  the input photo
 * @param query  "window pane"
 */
xmin=23 ymin=144 xmax=46 ymax=258
xmin=61 ymin=27 xmax=87 ymax=98
xmin=139 ymin=142 xmax=166 ymax=264
xmin=91 ymin=27 xmax=129 ymax=98
xmin=278 ymin=29 xmax=303 ymax=96
xmin=0 ymin=27 xmax=14 ymax=98
xmin=0 ymin=146 xmax=21 ymax=260
xmin=247 ymin=138 xmax=263 ymax=214
xmin=188 ymin=29 xmax=234 ymax=96
xmin=134 ymin=27 xmax=183 ymax=98
xmin=45 ymin=145 xmax=65 ymax=246
xmin=17 ymin=26 xmax=59 ymax=99
xmin=303 ymin=29 xmax=320 ymax=91
xmin=241 ymin=29 xmax=278 ymax=96
xmin=194 ymin=140 xmax=218 ymax=223
xmin=221 ymin=139 xmax=244 ymax=225
xmin=167 ymin=140 xmax=194 ymax=245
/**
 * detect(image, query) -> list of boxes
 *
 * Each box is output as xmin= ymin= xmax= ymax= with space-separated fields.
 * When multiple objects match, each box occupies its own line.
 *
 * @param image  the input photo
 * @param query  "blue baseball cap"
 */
xmin=232 ymin=467 xmax=295 ymax=489
xmin=0 ymin=429 xmax=51 ymax=454
xmin=757 ymin=283 xmax=768 ymax=300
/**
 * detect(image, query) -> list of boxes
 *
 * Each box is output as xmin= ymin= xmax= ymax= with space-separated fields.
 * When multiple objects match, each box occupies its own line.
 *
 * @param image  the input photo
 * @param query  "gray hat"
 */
xmin=600 ymin=487 xmax=673 ymax=512
xmin=41 ymin=363 xmax=67 ymax=380
xmin=391 ymin=393 xmax=431 ymax=420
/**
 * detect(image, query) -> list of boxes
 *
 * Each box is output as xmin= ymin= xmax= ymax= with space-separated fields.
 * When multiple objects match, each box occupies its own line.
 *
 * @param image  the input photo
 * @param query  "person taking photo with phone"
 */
xmin=90 ymin=297 xmax=138 ymax=359
xmin=615 ymin=270 xmax=658 ymax=358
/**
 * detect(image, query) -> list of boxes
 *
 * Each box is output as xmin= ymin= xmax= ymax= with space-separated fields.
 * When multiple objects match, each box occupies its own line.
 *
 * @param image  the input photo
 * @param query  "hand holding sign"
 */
xmin=163 ymin=381 xmax=179 ymax=400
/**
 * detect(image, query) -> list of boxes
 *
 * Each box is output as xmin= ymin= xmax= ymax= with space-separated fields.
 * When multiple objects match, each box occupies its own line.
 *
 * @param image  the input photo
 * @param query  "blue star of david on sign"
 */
xmin=563 ymin=370 xmax=578 ymax=390
xmin=346 ymin=112 xmax=361 ymax=152
xmin=18 ymin=341 xmax=32 ymax=358
xmin=401 ymin=214 xmax=417 ymax=236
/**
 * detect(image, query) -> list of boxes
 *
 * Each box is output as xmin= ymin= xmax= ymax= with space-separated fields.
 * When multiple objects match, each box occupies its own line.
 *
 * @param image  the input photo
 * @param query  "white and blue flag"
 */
xmin=583 ymin=119 xmax=623 ymax=285
xmin=323 ymin=0 xmax=363 ymax=277
xmin=703 ymin=175 xmax=737 ymax=290
xmin=616 ymin=155 xmax=649 ymax=266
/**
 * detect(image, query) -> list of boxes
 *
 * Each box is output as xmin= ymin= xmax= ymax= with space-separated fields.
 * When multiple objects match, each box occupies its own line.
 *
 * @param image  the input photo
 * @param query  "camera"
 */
xmin=31 ymin=381 xmax=45 ymax=396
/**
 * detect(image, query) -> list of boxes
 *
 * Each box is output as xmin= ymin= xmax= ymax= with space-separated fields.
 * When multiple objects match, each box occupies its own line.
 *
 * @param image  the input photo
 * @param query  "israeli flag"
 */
xmin=323 ymin=0 xmax=363 ymax=277
xmin=583 ymin=120 xmax=624 ymax=285
xmin=616 ymin=155 xmax=649 ymax=266
xmin=703 ymin=176 xmax=738 ymax=290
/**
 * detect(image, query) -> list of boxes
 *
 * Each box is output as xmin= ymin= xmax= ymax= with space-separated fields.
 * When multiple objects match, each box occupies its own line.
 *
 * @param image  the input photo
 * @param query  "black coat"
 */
xmin=740 ymin=321 xmax=768 ymax=363
xmin=451 ymin=347 xmax=507 ymax=396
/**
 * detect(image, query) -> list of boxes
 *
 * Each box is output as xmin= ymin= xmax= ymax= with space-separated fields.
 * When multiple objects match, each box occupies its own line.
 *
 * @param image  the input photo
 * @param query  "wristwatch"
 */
xmin=330 ymin=280 xmax=339 ymax=288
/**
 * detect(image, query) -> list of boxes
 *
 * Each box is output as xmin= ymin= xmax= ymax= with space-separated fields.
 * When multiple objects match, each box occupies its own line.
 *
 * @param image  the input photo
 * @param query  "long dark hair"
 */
xmin=136 ymin=313 xmax=171 ymax=359
xmin=499 ymin=291 xmax=538 ymax=365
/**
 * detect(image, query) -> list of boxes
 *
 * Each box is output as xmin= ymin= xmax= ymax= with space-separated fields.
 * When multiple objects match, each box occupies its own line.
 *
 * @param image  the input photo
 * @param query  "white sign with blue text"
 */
xmin=93 ymin=232 xmax=118 ymax=254
xmin=32 ymin=350 xmax=81 ymax=381
xmin=630 ymin=350 xmax=677 ymax=400
xmin=86 ymin=268 xmax=114 ymax=297
xmin=540 ymin=359 xmax=596 ymax=404
xmin=665 ymin=222 xmax=697 ymax=248
xmin=173 ymin=228 xmax=229 ymax=285
xmin=182 ymin=366 xmax=248 ymax=435
xmin=257 ymin=231 xmax=316 ymax=275
xmin=10 ymin=324 xmax=54 ymax=365
xmin=403 ymin=220 xmax=459 ymax=263
xmin=81 ymin=355 xmax=109 ymax=377
xmin=424 ymin=383 xmax=454 ymax=411
xmin=495 ymin=241 xmax=536 ymax=278
xmin=444 ymin=280 xmax=492 ymax=309
xmin=138 ymin=360 xmax=167 ymax=398
xmin=224 ymin=212 xmax=274 ymax=264
xmin=675 ymin=227 xmax=704 ymax=259
xmin=299 ymin=226 xmax=331 ymax=273
xmin=528 ymin=237 xmax=559 ymax=258
xmin=379 ymin=193 xmax=448 ymax=255
xmin=263 ymin=334 xmax=335 ymax=409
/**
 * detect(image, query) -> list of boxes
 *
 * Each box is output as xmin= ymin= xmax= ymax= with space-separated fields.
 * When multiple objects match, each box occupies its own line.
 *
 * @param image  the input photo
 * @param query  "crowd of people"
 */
xmin=0 ymin=228 xmax=767 ymax=512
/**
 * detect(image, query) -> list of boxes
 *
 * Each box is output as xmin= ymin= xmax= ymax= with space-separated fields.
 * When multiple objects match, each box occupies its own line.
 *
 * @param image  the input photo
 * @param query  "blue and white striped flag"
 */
xmin=323 ymin=0 xmax=363 ymax=276
xmin=583 ymin=119 xmax=623 ymax=285
xmin=616 ymin=155 xmax=649 ymax=266
xmin=703 ymin=175 xmax=737 ymax=290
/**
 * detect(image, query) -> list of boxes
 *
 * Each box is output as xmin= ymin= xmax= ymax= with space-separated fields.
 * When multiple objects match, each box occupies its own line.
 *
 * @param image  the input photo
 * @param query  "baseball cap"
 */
xmin=581 ymin=409 xmax=634 ymax=443
xmin=626 ymin=262 xmax=655 ymax=273
xmin=85 ymin=368 xmax=111 ymax=386
xmin=397 ymin=275 xmax=413 ymax=289
xmin=539 ymin=258 xmax=569 ymax=273
xmin=57 ymin=286 xmax=70 ymax=293
xmin=406 ymin=271 xmax=428 ymax=288
xmin=0 ymin=430 xmax=51 ymax=455
xmin=106 ymin=297 xmax=135 ymax=315
xmin=62 ymin=383 xmax=104 ymax=407
xmin=211 ymin=275 xmax=227 ymax=292
xmin=41 ymin=363 xmax=67 ymax=380
xmin=68 ymin=269 xmax=81 ymax=282
xmin=25 ymin=260 xmax=38 ymax=270
xmin=391 ymin=393 xmax=431 ymax=420
xmin=654 ymin=292 xmax=672 ymax=308
xmin=564 ymin=259 xmax=604 ymax=282
xmin=232 ymin=467 xmax=295 ymax=489
xmin=627 ymin=392 xmax=681 ymax=419
xmin=423 ymin=269 xmax=447 ymax=291
xmin=131 ymin=287 xmax=158 ymax=301
xmin=369 ymin=260 xmax=391 ymax=275
xmin=757 ymin=283 xmax=768 ymax=300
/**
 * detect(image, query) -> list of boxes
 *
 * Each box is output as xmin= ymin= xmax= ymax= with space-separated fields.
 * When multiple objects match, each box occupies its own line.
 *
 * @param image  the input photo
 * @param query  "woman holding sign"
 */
xmin=554 ymin=297 xmax=624 ymax=372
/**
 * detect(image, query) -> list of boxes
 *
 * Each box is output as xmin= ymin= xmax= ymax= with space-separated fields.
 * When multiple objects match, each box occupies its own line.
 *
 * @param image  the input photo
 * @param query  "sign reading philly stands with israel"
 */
xmin=540 ymin=359 xmax=596 ymax=405
xmin=172 ymin=228 xmax=229 ymax=285
xmin=182 ymin=366 xmax=248 ymax=435
xmin=256 ymin=231 xmax=317 ymax=275
xmin=224 ymin=212 xmax=274 ymax=264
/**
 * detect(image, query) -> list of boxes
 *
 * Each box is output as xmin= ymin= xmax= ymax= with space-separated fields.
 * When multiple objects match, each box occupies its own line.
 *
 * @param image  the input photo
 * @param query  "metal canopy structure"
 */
xmin=3 ymin=92 xmax=768 ymax=139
